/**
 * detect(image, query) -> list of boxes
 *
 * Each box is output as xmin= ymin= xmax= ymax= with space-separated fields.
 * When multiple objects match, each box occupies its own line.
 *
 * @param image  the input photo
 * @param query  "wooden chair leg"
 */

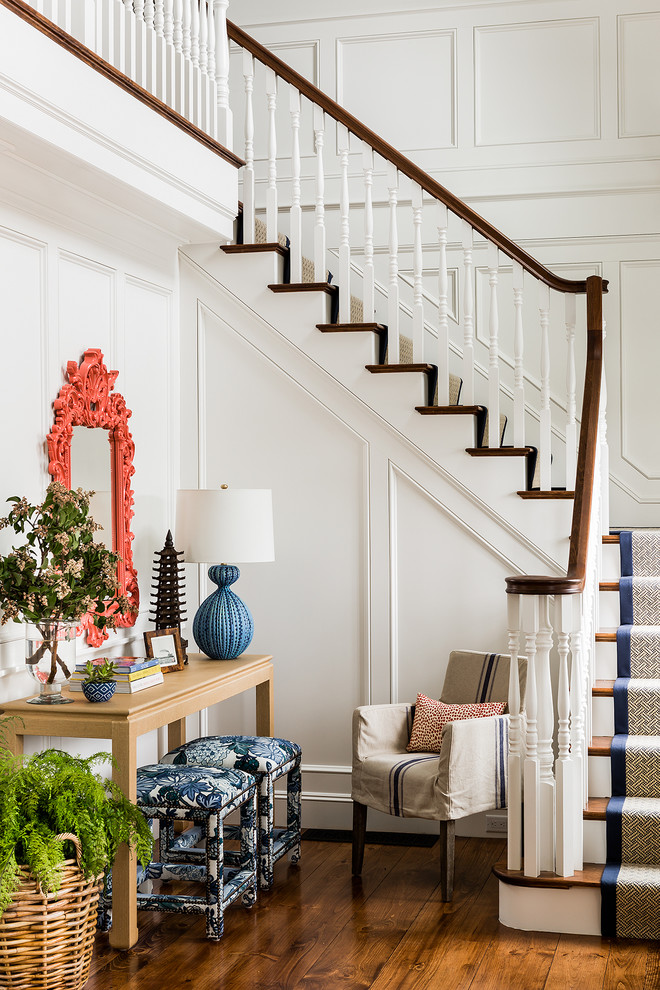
xmin=352 ymin=801 xmax=368 ymax=875
xmin=439 ymin=819 xmax=455 ymax=901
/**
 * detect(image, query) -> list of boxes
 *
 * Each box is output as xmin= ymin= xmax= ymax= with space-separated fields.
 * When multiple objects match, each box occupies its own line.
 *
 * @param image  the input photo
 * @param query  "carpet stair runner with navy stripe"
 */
xmin=602 ymin=530 xmax=660 ymax=938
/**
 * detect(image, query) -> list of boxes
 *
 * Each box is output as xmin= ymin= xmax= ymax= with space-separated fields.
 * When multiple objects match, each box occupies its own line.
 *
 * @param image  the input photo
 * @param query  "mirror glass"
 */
xmin=70 ymin=426 xmax=112 ymax=545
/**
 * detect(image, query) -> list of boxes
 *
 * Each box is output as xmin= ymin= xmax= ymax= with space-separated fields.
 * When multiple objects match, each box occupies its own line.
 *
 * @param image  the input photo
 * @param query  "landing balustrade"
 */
xmin=8 ymin=0 xmax=609 ymax=885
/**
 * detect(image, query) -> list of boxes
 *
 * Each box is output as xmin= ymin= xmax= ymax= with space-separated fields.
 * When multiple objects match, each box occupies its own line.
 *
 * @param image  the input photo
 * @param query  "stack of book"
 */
xmin=69 ymin=657 xmax=163 ymax=694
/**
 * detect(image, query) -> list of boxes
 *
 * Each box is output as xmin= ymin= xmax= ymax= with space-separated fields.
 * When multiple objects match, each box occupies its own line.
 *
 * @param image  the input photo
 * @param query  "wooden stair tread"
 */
xmin=466 ymin=446 xmax=534 ymax=457
xmin=584 ymin=797 xmax=609 ymax=820
xmin=269 ymin=282 xmax=336 ymax=294
xmin=517 ymin=490 xmax=575 ymax=499
xmin=599 ymin=581 xmax=620 ymax=591
xmin=366 ymin=363 xmax=435 ymax=374
xmin=589 ymin=736 xmax=612 ymax=756
xmin=494 ymin=861 xmax=603 ymax=889
xmin=222 ymin=243 xmax=288 ymax=256
xmin=603 ymin=534 xmax=621 ymax=544
xmin=596 ymin=630 xmax=617 ymax=642
xmin=593 ymin=679 xmax=615 ymax=696
xmin=415 ymin=405 xmax=485 ymax=416
xmin=317 ymin=323 xmax=386 ymax=332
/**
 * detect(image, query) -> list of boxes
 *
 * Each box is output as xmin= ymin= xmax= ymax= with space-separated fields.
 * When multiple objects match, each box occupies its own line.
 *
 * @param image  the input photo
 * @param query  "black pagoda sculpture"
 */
xmin=149 ymin=530 xmax=188 ymax=663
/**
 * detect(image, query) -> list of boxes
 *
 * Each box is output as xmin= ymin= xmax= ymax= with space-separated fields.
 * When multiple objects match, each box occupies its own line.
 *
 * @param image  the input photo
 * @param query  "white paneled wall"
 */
xmin=230 ymin=0 xmax=660 ymax=525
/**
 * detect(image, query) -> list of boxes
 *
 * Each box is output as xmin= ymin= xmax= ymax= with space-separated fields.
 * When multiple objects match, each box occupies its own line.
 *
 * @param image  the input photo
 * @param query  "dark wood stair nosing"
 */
xmin=599 ymin=581 xmax=620 ymax=591
xmin=584 ymin=797 xmax=609 ymax=821
xmin=269 ymin=282 xmax=336 ymax=293
xmin=595 ymin=631 xmax=617 ymax=643
xmin=517 ymin=490 xmax=575 ymax=499
xmin=494 ymin=861 xmax=603 ymax=889
xmin=466 ymin=446 xmax=535 ymax=457
xmin=592 ymin=679 xmax=614 ymax=697
xmin=588 ymin=736 xmax=613 ymax=757
xmin=415 ymin=404 xmax=485 ymax=416
xmin=603 ymin=534 xmax=621 ymax=544
xmin=222 ymin=243 xmax=288 ymax=256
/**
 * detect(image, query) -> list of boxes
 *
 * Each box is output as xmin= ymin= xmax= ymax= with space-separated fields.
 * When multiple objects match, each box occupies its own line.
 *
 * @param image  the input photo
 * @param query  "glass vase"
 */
xmin=25 ymin=619 xmax=77 ymax=705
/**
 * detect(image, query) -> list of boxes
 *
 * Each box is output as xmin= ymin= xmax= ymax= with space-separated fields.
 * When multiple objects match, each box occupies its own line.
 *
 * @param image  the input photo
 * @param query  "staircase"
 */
xmin=6 ymin=0 xmax=638 ymax=941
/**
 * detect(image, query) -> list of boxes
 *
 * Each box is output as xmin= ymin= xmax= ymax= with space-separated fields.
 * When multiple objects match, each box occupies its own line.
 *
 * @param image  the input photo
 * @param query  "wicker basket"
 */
xmin=0 ymin=833 xmax=103 ymax=990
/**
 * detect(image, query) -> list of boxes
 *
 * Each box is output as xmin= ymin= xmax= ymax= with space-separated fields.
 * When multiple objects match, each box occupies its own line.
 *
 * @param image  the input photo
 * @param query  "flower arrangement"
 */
xmin=0 ymin=482 xmax=131 ymax=684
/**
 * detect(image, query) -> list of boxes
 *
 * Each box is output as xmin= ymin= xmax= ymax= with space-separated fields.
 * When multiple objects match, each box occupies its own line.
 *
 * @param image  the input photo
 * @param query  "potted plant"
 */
xmin=81 ymin=658 xmax=118 ymax=703
xmin=0 ymin=717 xmax=153 ymax=988
xmin=0 ymin=482 xmax=132 ymax=705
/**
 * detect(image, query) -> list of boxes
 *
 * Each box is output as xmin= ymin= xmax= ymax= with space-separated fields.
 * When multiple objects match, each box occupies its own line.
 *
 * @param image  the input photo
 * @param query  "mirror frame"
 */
xmin=47 ymin=348 xmax=139 ymax=645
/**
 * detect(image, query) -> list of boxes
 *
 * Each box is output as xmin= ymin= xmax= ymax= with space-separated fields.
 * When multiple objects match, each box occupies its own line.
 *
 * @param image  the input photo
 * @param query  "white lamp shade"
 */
xmin=176 ymin=488 xmax=275 ymax=564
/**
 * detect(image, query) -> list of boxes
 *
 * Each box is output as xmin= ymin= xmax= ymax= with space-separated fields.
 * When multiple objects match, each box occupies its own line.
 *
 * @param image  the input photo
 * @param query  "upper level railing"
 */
xmin=5 ymin=0 xmax=609 ymax=884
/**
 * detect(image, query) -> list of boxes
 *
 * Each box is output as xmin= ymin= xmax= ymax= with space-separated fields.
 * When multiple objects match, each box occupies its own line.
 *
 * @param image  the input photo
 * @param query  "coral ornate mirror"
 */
xmin=47 ymin=349 xmax=139 ymax=645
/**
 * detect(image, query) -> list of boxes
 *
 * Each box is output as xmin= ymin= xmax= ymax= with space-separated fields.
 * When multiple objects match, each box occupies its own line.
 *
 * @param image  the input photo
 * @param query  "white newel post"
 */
xmin=461 ymin=222 xmax=475 ymax=403
xmin=242 ymin=49 xmax=255 ymax=244
xmin=213 ymin=0 xmax=232 ymax=150
xmin=555 ymin=594 xmax=575 ymax=877
xmin=487 ymin=242 xmax=500 ymax=447
xmin=570 ymin=593 xmax=586 ymax=870
xmin=289 ymin=87 xmax=302 ymax=282
xmin=536 ymin=594 xmax=555 ymax=873
xmin=412 ymin=184 xmax=424 ymax=363
xmin=265 ymin=67 xmax=278 ymax=244
xmin=313 ymin=105 xmax=326 ymax=282
xmin=512 ymin=261 xmax=525 ymax=448
xmin=565 ymin=294 xmax=578 ymax=491
xmin=338 ymin=123 xmax=351 ymax=323
xmin=539 ymin=282 xmax=552 ymax=491
xmin=362 ymin=145 xmax=375 ymax=324
xmin=523 ymin=595 xmax=541 ymax=877
xmin=436 ymin=202 xmax=449 ymax=406
xmin=387 ymin=162 xmax=400 ymax=364
xmin=507 ymin=592 xmax=523 ymax=871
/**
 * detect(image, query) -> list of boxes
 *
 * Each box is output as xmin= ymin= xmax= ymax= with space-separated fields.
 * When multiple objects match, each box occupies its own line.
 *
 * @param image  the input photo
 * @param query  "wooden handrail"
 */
xmin=506 ymin=275 xmax=604 ymax=596
xmin=1 ymin=0 xmax=244 ymax=169
xmin=228 ymin=20 xmax=609 ymax=296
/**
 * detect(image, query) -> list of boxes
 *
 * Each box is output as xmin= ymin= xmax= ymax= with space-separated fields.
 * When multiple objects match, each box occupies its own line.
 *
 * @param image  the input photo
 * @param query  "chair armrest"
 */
xmin=437 ymin=714 xmax=509 ymax=820
xmin=352 ymin=704 xmax=413 ymax=764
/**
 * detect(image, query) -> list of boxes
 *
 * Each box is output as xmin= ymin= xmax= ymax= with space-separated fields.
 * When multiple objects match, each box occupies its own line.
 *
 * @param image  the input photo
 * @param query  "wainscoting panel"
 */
xmin=618 ymin=12 xmax=660 ymax=138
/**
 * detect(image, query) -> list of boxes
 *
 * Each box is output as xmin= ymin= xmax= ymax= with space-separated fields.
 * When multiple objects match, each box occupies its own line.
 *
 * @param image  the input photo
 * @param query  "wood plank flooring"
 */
xmin=87 ymin=836 xmax=660 ymax=990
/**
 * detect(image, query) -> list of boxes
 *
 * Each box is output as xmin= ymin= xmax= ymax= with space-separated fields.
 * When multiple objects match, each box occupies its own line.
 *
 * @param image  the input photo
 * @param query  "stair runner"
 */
xmin=602 ymin=530 xmax=660 ymax=938
xmin=251 ymin=217 xmax=507 ymax=446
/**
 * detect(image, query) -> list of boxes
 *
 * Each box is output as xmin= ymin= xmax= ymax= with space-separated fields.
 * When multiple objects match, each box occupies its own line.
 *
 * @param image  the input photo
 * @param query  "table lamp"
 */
xmin=175 ymin=487 xmax=275 ymax=660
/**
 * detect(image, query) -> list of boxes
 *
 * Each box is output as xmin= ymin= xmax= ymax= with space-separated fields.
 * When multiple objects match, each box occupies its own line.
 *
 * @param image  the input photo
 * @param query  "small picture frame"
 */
xmin=143 ymin=628 xmax=185 ymax=673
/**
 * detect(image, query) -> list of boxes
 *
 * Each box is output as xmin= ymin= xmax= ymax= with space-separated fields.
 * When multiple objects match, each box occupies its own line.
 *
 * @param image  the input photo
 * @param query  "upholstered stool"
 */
xmin=133 ymin=763 xmax=258 ymax=940
xmin=161 ymin=735 xmax=302 ymax=889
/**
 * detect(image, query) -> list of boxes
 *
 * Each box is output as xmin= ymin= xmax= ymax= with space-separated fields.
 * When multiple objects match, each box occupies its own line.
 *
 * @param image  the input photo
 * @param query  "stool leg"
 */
xmin=288 ymin=760 xmax=302 ymax=865
xmin=241 ymin=787 xmax=258 ymax=907
xmin=205 ymin=811 xmax=223 ymax=940
xmin=258 ymin=774 xmax=274 ymax=889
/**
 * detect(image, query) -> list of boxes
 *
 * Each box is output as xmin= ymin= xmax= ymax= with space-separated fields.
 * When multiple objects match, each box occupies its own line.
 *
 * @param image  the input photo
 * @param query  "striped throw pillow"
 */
xmin=406 ymin=693 xmax=506 ymax=753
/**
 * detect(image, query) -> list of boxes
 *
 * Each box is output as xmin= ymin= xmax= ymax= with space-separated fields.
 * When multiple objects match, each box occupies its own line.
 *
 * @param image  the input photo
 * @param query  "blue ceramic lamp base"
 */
xmin=193 ymin=564 xmax=254 ymax=660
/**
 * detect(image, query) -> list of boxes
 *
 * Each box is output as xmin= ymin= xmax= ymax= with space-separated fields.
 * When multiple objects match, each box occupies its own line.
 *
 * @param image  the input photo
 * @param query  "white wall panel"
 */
xmin=618 ymin=12 xmax=660 ymax=138
xmin=337 ymin=30 xmax=456 ymax=151
xmin=57 ymin=251 xmax=113 ymax=368
xmin=620 ymin=261 xmax=660 ymax=480
xmin=474 ymin=19 xmax=600 ymax=147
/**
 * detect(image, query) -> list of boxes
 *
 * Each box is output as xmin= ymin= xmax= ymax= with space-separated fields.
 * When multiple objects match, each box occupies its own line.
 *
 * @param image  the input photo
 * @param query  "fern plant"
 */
xmin=0 ymin=718 xmax=152 ymax=917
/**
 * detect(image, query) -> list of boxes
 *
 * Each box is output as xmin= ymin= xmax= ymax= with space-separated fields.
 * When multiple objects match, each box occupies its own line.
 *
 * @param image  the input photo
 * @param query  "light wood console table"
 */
xmin=0 ymin=652 xmax=274 ymax=950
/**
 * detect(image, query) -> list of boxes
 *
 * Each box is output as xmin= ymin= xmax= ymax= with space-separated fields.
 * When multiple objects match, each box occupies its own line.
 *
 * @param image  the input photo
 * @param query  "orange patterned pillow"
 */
xmin=406 ymin=693 xmax=506 ymax=753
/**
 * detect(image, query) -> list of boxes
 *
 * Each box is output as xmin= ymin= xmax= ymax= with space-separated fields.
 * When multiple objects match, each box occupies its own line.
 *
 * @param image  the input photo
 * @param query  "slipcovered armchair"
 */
xmin=351 ymin=650 xmax=526 ymax=900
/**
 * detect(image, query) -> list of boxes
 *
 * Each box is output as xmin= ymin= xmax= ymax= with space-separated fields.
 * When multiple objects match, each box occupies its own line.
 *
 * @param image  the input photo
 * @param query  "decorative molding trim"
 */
xmin=617 ymin=12 xmax=660 ymax=139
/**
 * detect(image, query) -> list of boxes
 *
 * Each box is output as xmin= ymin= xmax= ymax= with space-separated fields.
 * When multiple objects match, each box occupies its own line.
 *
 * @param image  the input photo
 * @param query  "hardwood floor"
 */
xmin=87 ymin=836 xmax=660 ymax=990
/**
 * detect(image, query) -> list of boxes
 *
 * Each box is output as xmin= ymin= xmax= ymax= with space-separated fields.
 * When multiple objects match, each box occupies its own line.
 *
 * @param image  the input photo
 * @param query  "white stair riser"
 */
xmin=583 ymin=818 xmax=607 ymax=864
xmin=601 ymin=544 xmax=621 ymax=580
xmin=499 ymin=883 xmax=601 ymax=936
xmin=592 ymin=696 xmax=614 ymax=737
xmin=588 ymin=755 xmax=611 ymax=798
xmin=599 ymin=589 xmax=620 ymax=628
xmin=595 ymin=640 xmax=617 ymax=681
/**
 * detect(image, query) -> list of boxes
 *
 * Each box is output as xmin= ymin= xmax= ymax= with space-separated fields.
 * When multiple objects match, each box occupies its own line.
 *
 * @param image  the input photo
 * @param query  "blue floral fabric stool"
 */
xmin=161 ymin=735 xmax=302 ymax=889
xmin=132 ymin=763 xmax=258 ymax=940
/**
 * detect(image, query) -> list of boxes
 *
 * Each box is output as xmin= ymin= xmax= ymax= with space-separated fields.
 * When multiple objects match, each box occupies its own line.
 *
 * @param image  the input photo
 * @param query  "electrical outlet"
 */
xmin=486 ymin=814 xmax=508 ymax=833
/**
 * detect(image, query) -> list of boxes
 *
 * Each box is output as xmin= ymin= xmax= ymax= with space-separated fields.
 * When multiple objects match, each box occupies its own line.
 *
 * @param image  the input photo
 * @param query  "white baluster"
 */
xmin=338 ymin=123 xmax=351 ymax=323
xmin=61 ymin=0 xmax=71 ymax=33
xmin=123 ymin=0 xmax=137 ymax=82
xmin=461 ymin=222 xmax=475 ymax=403
xmin=600 ymin=317 xmax=610 ymax=535
xmin=189 ymin=0 xmax=201 ymax=125
xmin=242 ymin=50 xmax=256 ymax=244
xmin=523 ymin=595 xmax=541 ymax=878
xmin=537 ymin=595 xmax=555 ymax=873
xmin=412 ymin=184 xmax=424 ymax=364
xmin=555 ymin=594 xmax=575 ymax=878
xmin=153 ymin=1 xmax=167 ymax=102
xmin=190 ymin=0 xmax=199 ymax=63
xmin=507 ymin=593 xmax=523 ymax=872
xmin=154 ymin=0 xmax=164 ymax=35
xmin=564 ymin=294 xmax=577 ymax=491
xmin=180 ymin=0 xmax=193 ymax=119
xmin=512 ymin=261 xmax=525 ymax=448
xmin=33 ymin=0 xmax=45 ymax=15
xmin=198 ymin=3 xmax=210 ymax=131
xmin=97 ymin=0 xmax=114 ymax=63
xmin=362 ymin=145 xmax=375 ymax=324
xmin=570 ymin=594 xmax=585 ymax=871
xmin=206 ymin=1 xmax=217 ymax=136
xmin=387 ymin=162 xmax=400 ymax=364
xmin=144 ymin=0 xmax=157 ymax=93
xmin=172 ymin=0 xmax=184 ymax=114
xmin=134 ymin=0 xmax=147 ymax=88
xmin=313 ymin=105 xmax=326 ymax=283
xmin=539 ymin=283 xmax=552 ymax=490
xmin=289 ymin=86 xmax=302 ymax=282
xmin=213 ymin=0 xmax=232 ymax=150
xmin=436 ymin=202 xmax=449 ymax=406
xmin=163 ymin=0 xmax=175 ymax=108
xmin=266 ymin=68 xmax=278 ymax=244
xmin=487 ymin=242 xmax=500 ymax=447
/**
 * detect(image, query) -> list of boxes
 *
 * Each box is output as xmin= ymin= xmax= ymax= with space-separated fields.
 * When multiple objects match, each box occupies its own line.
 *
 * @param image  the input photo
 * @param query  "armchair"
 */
xmin=351 ymin=650 xmax=526 ymax=900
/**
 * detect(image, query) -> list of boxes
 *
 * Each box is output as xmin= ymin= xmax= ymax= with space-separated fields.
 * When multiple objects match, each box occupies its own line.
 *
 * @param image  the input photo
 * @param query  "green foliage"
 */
xmin=82 ymin=658 xmax=117 ymax=683
xmin=0 ymin=482 xmax=131 ymax=630
xmin=0 ymin=717 xmax=153 ymax=918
